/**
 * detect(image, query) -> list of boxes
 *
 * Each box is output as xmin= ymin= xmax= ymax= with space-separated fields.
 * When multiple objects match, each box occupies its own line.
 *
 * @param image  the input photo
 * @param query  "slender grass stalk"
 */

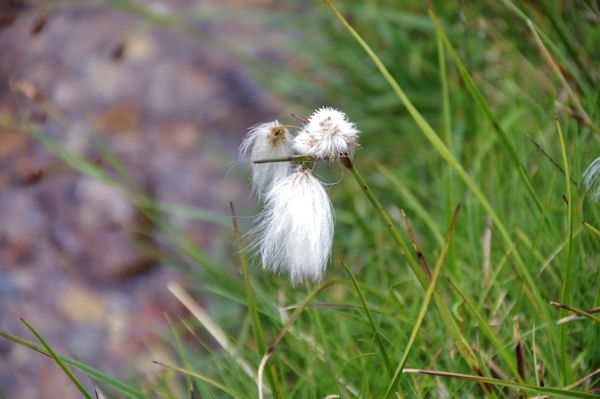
xmin=0 ymin=329 xmax=150 ymax=399
xmin=556 ymin=117 xmax=574 ymax=385
xmin=342 ymin=158 xmax=480 ymax=375
xmin=258 ymin=281 xmax=337 ymax=399
xmin=164 ymin=314 xmax=192 ymax=397
xmin=500 ymin=0 xmax=595 ymax=108
xmin=229 ymin=202 xmax=282 ymax=399
xmin=435 ymin=22 xmax=456 ymax=275
xmin=550 ymin=302 xmax=600 ymax=324
xmin=323 ymin=0 xmax=557 ymax=352
xmin=376 ymin=164 xmax=444 ymax=246
xmin=582 ymin=221 xmax=600 ymax=237
xmin=153 ymin=361 xmax=245 ymax=399
xmin=427 ymin=8 xmax=551 ymax=231
xmin=403 ymin=369 xmax=598 ymax=399
xmin=448 ymin=280 xmax=522 ymax=382
xmin=342 ymin=263 xmax=392 ymax=374
xmin=21 ymin=319 xmax=93 ymax=399
xmin=382 ymin=204 xmax=460 ymax=398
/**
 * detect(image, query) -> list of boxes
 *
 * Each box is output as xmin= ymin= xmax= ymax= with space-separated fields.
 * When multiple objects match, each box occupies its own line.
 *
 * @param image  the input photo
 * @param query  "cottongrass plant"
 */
xmin=293 ymin=107 xmax=360 ymax=159
xmin=240 ymin=107 xmax=360 ymax=284
xmin=239 ymin=120 xmax=293 ymax=196
xmin=252 ymin=166 xmax=333 ymax=285
xmin=582 ymin=157 xmax=600 ymax=201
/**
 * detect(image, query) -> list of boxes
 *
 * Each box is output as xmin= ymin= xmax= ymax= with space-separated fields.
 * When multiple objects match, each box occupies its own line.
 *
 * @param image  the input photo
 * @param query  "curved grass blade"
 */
xmin=426 ymin=6 xmax=551 ymax=231
xmin=0 ymin=329 xmax=150 ymax=398
xmin=551 ymin=302 xmax=600 ymax=324
xmin=343 ymin=159 xmax=479 ymax=374
xmin=342 ymin=262 xmax=392 ymax=374
xmin=230 ymin=202 xmax=282 ymax=399
xmin=153 ymin=361 xmax=245 ymax=399
xmin=403 ymin=369 xmax=598 ymax=399
xmin=322 ymin=0 xmax=556 ymax=353
xmin=21 ymin=319 xmax=93 ymax=399
xmin=556 ymin=117 xmax=575 ymax=385
xmin=382 ymin=204 xmax=460 ymax=398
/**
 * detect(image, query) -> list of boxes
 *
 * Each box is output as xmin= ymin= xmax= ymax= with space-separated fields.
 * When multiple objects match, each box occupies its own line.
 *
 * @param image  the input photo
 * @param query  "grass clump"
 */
xmin=2 ymin=0 xmax=600 ymax=398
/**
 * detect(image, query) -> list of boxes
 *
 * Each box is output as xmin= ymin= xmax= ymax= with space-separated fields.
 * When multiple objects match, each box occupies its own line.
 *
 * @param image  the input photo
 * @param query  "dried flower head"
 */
xmin=252 ymin=166 xmax=333 ymax=285
xmin=292 ymin=107 xmax=359 ymax=159
xmin=239 ymin=121 xmax=292 ymax=196
xmin=583 ymin=157 xmax=600 ymax=201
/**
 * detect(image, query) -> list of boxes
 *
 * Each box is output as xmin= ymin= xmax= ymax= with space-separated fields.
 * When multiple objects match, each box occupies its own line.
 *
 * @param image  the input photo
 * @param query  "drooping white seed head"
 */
xmin=239 ymin=120 xmax=292 ymax=196
xmin=252 ymin=166 xmax=334 ymax=285
xmin=583 ymin=157 xmax=600 ymax=201
xmin=292 ymin=107 xmax=359 ymax=160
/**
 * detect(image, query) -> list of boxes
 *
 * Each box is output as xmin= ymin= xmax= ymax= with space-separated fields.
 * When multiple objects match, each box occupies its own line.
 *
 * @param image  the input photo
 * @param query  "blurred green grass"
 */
xmin=3 ymin=0 xmax=600 ymax=397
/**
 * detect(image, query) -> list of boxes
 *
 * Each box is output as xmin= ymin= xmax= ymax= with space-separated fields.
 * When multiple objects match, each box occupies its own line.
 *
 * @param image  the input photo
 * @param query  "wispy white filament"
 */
xmin=239 ymin=120 xmax=292 ymax=196
xmin=583 ymin=157 xmax=600 ymax=201
xmin=253 ymin=167 xmax=333 ymax=285
xmin=293 ymin=107 xmax=359 ymax=159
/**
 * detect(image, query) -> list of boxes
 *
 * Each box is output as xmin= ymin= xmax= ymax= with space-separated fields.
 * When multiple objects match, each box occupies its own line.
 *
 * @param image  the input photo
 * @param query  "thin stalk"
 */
xmin=342 ymin=156 xmax=480 ymax=376
xmin=22 ymin=319 xmax=93 ymax=399
xmin=342 ymin=263 xmax=392 ymax=374
xmin=556 ymin=117 xmax=574 ymax=385
xmin=428 ymin=8 xmax=552 ymax=233
xmin=382 ymin=204 xmax=460 ymax=398
xmin=436 ymin=20 xmax=456 ymax=275
xmin=551 ymin=302 xmax=600 ymax=324
xmin=258 ymin=282 xmax=337 ymax=399
xmin=324 ymin=0 xmax=557 ymax=353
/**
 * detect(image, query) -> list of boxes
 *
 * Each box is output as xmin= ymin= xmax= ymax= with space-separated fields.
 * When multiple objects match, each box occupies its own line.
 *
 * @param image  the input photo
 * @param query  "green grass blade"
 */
xmin=322 ymin=0 xmax=556 ymax=351
xmin=427 ymin=7 xmax=549 ymax=229
xmin=556 ymin=117 xmax=575 ymax=385
xmin=153 ymin=361 xmax=245 ymax=399
xmin=551 ymin=302 xmax=600 ymax=325
xmin=435 ymin=21 xmax=456 ymax=274
xmin=448 ymin=280 xmax=521 ymax=381
xmin=382 ymin=204 xmax=460 ymax=398
xmin=344 ymin=160 xmax=479 ymax=374
xmin=403 ymin=369 xmax=598 ymax=399
xmin=230 ymin=202 xmax=282 ymax=399
xmin=342 ymin=262 xmax=392 ymax=374
xmin=21 ymin=319 xmax=93 ymax=399
xmin=0 ymin=329 xmax=150 ymax=398
xmin=376 ymin=164 xmax=444 ymax=246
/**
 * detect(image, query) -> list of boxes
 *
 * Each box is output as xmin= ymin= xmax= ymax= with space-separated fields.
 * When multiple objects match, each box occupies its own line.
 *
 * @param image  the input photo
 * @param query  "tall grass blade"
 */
xmin=403 ymin=369 xmax=597 ymax=399
xmin=322 ymin=0 xmax=556 ymax=350
xmin=556 ymin=117 xmax=575 ymax=385
xmin=230 ymin=202 xmax=282 ymax=399
xmin=448 ymin=280 xmax=521 ymax=381
xmin=343 ymin=159 xmax=480 ymax=375
xmin=342 ymin=263 xmax=392 ymax=374
xmin=427 ymin=7 xmax=549 ymax=227
xmin=382 ymin=204 xmax=460 ymax=398
xmin=21 ymin=319 xmax=94 ymax=399
xmin=153 ymin=361 xmax=245 ymax=399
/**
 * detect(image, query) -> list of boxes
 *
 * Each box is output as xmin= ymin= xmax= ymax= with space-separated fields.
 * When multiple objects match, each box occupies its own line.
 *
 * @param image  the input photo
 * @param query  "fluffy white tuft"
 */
xmin=252 ymin=166 xmax=334 ymax=285
xmin=239 ymin=120 xmax=292 ymax=196
xmin=292 ymin=107 xmax=360 ymax=160
xmin=583 ymin=157 xmax=600 ymax=201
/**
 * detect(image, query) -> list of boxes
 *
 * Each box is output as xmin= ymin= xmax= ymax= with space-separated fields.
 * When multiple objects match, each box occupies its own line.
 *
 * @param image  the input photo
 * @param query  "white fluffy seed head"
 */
xmin=252 ymin=166 xmax=334 ymax=285
xmin=583 ymin=157 xmax=600 ymax=201
xmin=239 ymin=120 xmax=292 ymax=197
xmin=292 ymin=107 xmax=360 ymax=160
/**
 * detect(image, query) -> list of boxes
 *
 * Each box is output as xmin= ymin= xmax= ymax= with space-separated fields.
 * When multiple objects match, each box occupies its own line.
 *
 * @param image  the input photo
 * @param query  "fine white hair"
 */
xmin=292 ymin=107 xmax=360 ymax=160
xmin=583 ymin=157 xmax=600 ymax=201
xmin=239 ymin=120 xmax=292 ymax=197
xmin=252 ymin=166 xmax=334 ymax=285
